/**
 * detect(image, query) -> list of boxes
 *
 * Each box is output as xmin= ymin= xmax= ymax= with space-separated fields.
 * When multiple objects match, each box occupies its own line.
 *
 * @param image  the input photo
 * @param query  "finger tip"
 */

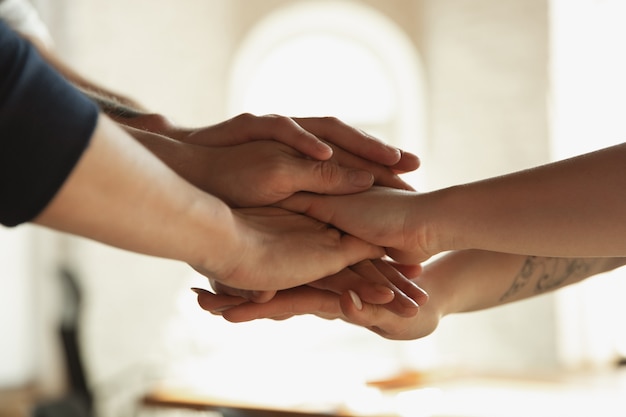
xmin=315 ymin=141 xmax=334 ymax=160
xmin=348 ymin=290 xmax=363 ymax=311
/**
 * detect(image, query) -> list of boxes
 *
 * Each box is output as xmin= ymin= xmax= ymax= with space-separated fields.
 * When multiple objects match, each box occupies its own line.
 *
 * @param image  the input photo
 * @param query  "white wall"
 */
xmin=420 ymin=0 xmax=556 ymax=373
xmin=0 ymin=226 xmax=34 ymax=387
xmin=4 ymin=0 xmax=558 ymax=411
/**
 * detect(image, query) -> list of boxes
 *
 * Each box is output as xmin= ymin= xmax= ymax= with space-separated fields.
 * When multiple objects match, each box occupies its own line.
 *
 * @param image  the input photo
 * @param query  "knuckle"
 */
xmin=234 ymin=112 xmax=256 ymax=124
xmin=319 ymin=115 xmax=342 ymax=126
xmin=316 ymin=160 xmax=341 ymax=185
xmin=267 ymin=114 xmax=292 ymax=128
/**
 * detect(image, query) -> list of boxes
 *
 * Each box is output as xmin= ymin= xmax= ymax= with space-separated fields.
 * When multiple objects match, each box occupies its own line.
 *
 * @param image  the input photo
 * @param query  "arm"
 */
xmin=24 ymin=36 xmax=419 ymax=179
xmin=281 ymin=143 xmax=626 ymax=262
xmin=35 ymin=115 xmax=384 ymax=290
xmin=195 ymin=250 xmax=626 ymax=340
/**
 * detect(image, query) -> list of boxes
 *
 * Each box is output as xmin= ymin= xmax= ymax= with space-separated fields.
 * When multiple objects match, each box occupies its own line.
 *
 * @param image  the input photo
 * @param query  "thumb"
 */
xmin=296 ymin=159 xmax=374 ymax=195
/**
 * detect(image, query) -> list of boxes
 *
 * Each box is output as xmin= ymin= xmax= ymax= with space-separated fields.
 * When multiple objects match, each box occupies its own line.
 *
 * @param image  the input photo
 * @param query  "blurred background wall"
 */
xmin=2 ymin=0 xmax=625 ymax=415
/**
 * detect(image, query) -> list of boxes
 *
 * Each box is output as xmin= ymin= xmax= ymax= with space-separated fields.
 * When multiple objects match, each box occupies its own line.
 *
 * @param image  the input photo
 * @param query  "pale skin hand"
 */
xmin=124 ymin=114 xmax=417 ymax=194
xmin=34 ymin=115 xmax=384 ymax=291
xmin=281 ymin=143 xmax=626 ymax=261
xmin=24 ymin=36 xmax=420 ymax=182
xmin=194 ymin=259 xmax=428 ymax=321
xmin=279 ymin=187 xmax=428 ymax=264
xmin=193 ymin=206 xmax=385 ymax=291
xmin=195 ymin=250 xmax=626 ymax=340
xmin=131 ymin=113 xmax=420 ymax=175
xmin=126 ymin=128 xmax=411 ymax=207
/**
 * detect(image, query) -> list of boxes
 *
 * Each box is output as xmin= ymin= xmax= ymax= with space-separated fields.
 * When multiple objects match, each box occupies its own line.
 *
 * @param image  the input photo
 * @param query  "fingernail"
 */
xmin=375 ymin=285 xmax=395 ymax=298
xmin=349 ymin=170 xmax=374 ymax=187
xmin=316 ymin=140 xmax=333 ymax=157
xmin=190 ymin=287 xmax=209 ymax=295
xmin=348 ymin=290 xmax=363 ymax=310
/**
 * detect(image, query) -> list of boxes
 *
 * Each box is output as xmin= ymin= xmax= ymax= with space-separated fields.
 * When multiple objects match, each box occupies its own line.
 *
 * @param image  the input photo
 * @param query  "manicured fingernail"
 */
xmin=348 ymin=290 xmax=363 ymax=310
xmin=349 ymin=170 xmax=374 ymax=187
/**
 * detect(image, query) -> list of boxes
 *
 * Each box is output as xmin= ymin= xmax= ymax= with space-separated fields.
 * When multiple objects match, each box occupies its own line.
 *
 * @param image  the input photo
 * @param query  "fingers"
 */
xmin=210 ymin=280 xmax=277 ymax=303
xmin=349 ymin=260 xmax=421 ymax=318
xmin=337 ymin=234 xmax=386 ymax=268
xmin=386 ymin=262 xmax=423 ymax=278
xmin=287 ymin=158 xmax=375 ymax=195
xmin=193 ymin=113 xmax=333 ymax=160
xmin=293 ymin=117 xmax=403 ymax=166
xmin=338 ymin=292 xmax=414 ymax=340
xmin=192 ymin=287 xmax=248 ymax=312
xmin=194 ymin=285 xmax=420 ymax=340
xmin=371 ymin=259 xmax=429 ymax=308
xmin=309 ymin=259 xmax=424 ymax=318
xmin=204 ymin=286 xmax=342 ymax=322
xmin=277 ymin=192 xmax=333 ymax=223
xmin=308 ymin=263 xmax=396 ymax=305
xmin=327 ymin=145 xmax=414 ymax=191
xmin=389 ymin=149 xmax=421 ymax=174
xmin=386 ymin=246 xmax=429 ymax=265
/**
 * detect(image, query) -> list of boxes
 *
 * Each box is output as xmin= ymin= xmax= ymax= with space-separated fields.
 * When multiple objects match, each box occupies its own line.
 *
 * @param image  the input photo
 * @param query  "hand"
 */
xmin=174 ymin=140 xmax=407 ymax=207
xmin=193 ymin=261 xmax=437 ymax=341
xmin=192 ymin=207 xmax=385 ymax=291
xmin=128 ymin=126 xmax=414 ymax=206
xmin=179 ymin=113 xmax=419 ymax=168
xmin=291 ymin=117 xmax=419 ymax=174
xmin=182 ymin=115 xmax=417 ymax=191
xmin=132 ymin=113 xmax=418 ymax=190
xmin=202 ymin=259 xmax=428 ymax=314
xmin=279 ymin=187 xmax=431 ymax=264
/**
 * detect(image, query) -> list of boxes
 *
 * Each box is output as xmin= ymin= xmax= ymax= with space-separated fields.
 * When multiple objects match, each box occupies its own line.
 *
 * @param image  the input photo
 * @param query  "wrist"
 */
xmin=185 ymin=196 xmax=243 ymax=277
xmin=405 ymin=188 xmax=460 ymax=259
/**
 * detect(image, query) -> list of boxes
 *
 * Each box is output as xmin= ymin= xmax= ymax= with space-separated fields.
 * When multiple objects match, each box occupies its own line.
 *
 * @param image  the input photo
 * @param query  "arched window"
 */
xmin=228 ymin=1 xmax=426 ymax=188
xmin=175 ymin=1 xmax=437 ymax=395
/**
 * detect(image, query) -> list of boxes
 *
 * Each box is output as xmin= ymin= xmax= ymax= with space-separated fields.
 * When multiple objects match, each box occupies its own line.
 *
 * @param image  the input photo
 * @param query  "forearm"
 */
xmin=429 ymin=143 xmax=626 ymax=257
xmin=34 ymin=114 xmax=238 ymax=268
xmin=419 ymin=250 xmax=626 ymax=316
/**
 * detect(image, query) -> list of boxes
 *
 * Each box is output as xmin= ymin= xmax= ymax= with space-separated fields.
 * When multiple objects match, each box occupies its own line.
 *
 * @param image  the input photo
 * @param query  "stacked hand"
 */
xmin=123 ymin=113 xmax=430 ymax=323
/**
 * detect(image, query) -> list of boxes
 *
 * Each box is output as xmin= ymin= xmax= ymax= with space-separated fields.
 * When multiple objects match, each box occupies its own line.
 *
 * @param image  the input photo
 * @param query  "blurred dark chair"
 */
xmin=32 ymin=267 xmax=93 ymax=417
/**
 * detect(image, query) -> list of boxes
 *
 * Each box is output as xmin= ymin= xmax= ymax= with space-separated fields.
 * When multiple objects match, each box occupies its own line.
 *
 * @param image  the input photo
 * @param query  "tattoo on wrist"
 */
xmin=500 ymin=256 xmax=594 ymax=302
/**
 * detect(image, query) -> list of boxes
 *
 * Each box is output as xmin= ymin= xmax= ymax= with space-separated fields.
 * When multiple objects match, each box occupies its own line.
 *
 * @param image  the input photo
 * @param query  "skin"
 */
xmin=34 ymin=115 xmax=384 ymax=291
xmin=17 ymin=32 xmax=426 ymax=301
xmin=199 ymin=144 xmax=626 ymax=336
xmin=124 ymin=125 xmax=414 ymax=208
xmin=194 ymin=259 xmax=428 ymax=321
xmin=195 ymin=251 xmax=626 ymax=340
xmin=23 ymin=32 xmax=420 ymax=191
xmin=279 ymin=142 xmax=626 ymax=263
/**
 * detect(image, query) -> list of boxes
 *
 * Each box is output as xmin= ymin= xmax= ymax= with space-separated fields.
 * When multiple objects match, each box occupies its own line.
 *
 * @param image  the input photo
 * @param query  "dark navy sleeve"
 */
xmin=0 ymin=20 xmax=98 ymax=226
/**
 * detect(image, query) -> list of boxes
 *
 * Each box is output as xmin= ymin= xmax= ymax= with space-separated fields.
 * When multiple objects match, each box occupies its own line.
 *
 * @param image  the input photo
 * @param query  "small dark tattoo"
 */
xmin=500 ymin=256 xmax=593 ymax=302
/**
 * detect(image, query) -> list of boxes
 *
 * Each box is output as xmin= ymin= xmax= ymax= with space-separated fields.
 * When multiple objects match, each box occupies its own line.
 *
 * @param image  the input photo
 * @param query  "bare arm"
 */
xmin=281 ymin=143 xmax=626 ymax=262
xmin=433 ymin=143 xmax=626 ymax=257
xmin=35 ymin=115 xmax=383 ymax=290
xmin=196 ymin=250 xmax=626 ymax=340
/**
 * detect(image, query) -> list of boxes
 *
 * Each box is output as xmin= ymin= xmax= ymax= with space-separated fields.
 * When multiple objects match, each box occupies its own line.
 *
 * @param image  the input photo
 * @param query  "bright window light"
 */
xmin=228 ymin=1 xmax=426 ymax=175
xmin=240 ymin=32 xmax=395 ymax=124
